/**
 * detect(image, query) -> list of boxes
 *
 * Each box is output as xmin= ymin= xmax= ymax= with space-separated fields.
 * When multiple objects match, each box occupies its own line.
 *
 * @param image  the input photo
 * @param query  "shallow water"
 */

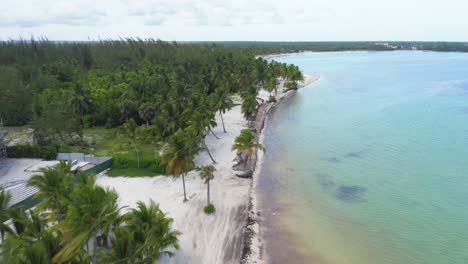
xmin=257 ymin=51 xmax=468 ymax=264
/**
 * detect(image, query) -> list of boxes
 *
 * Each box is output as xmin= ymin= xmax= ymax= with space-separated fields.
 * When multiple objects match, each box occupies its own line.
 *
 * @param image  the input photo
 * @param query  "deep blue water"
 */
xmin=258 ymin=51 xmax=468 ymax=264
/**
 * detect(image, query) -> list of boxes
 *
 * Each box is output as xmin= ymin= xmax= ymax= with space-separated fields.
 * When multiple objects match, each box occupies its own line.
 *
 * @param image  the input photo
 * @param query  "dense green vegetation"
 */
xmin=0 ymin=39 xmax=300 ymax=176
xmin=0 ymin=162 xmax=180 ymax=264
xmin=6 ymin=144 xmax=57 ymax=160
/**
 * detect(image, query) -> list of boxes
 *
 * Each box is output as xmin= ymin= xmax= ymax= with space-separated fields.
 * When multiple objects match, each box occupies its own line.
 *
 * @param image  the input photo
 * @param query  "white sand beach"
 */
xmin=97 ymin=100 xmax=251 ymax=264
xmin=96 ymin=74 xmax=320 ymax=264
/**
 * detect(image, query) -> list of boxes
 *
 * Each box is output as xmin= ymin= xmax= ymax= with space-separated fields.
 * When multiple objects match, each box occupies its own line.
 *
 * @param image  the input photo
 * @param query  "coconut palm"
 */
xmin=232 ymin=129 xmax=265 ymax=168
xmin=264 ymin=77 xmax=279 ymax=96
xmin=241 ymin=95 xmax=258 ymax=121
xmin=199 ymin=165 xmax=216 ymax=206
xmin=27 ymin=161 xmax=72 ymax=222
xmin=211 ymin=88 xmax=233 ymax=133
xmin=161 ymin=129 xmax=199 ymax=202
xmin=0 ymin=188 xmax=13 ymax=242
xmin=100 ymin=200 xmax=180 ymax=264
xmin=55 ymin=178 xmax=123 ymax=264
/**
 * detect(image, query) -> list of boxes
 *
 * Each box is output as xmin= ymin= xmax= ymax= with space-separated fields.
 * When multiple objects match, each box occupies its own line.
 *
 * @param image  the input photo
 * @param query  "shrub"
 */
xmin=267 ymin=95 xmax=277 ymax=103
xmin=203 ymin=204 xmax=215 ymax=214
xmin=7 ymin=144 xmax=57 ymax=160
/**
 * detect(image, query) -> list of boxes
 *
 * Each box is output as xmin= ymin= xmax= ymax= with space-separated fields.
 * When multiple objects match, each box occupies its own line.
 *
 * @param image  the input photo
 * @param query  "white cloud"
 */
xmin=0 ymin=0 xmax=467 ymax=41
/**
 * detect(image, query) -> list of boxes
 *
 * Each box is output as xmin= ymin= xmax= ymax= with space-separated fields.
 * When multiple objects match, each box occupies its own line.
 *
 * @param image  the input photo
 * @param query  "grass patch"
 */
xmin=107 ymin=168 xmax=163 ymax=177
xmin=78 ymin=127 xmax=166 ymax=176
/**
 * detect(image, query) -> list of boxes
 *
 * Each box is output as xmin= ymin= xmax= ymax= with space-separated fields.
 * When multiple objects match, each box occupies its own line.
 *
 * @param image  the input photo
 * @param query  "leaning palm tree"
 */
xmin=232 ymin=129 xmax=265 ymax=168
xmin=0 ymin=188 xmax=13 ymax=242
xmin=28 ymin=161 xmax=72 ymax=222
xmin=161 ymin=129 xmax=199 ymax=202
xmin=211 ymin=88 xmax=234 ymax=133
xmin=187 ymin=106 xmax=217 ymax=164
xmin=199 ymin=165 xmax=216 ymax=206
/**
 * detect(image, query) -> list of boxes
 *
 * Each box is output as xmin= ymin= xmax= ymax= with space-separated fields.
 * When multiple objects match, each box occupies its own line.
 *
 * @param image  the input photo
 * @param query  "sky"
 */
xmin=1 ymin=0 xmax=468 ymax=41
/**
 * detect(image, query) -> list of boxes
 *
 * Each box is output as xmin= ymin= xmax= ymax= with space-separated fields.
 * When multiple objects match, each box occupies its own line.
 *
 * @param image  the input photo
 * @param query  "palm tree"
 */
xmin=241 ymin=95 xmax=258 ymax=121
xmin=27 ymin=161 xmax=72 ymax=222
xmin=0 ymin=188 xmax=13 ymax=242
xmin=100 ymin=200 xmax=180 ymax=264
xmin=123 ymin=119 xmax=141 ymax=168
xmin=211 ymin=88 xmax=233 ymax=133
xmin=264 ymin=77 xmax=279 ymax=96
xmin=55 ymin=178 xmax=123 ymax=264
xmin=187 ymin=106 xmax=217 ymax=164
xmin=199 ymin=165 xmax=216 ymax=206
xmin=120 ymin=99 xmax=135 ymax=122
xmin=138 ymin=103 xmax=156 ymax=127
xmin=161 ymin=129 xmax=199 ymax=202
xmin=1 ymin=209 xmax=71 ymax=264
xmin=232 ymin=129 xmax=265 ymax=168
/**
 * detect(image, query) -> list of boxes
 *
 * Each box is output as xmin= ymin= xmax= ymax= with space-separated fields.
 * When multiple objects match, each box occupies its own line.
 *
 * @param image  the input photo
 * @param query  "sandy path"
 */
xmin=96 ymin=103 xmax=251 ymax=264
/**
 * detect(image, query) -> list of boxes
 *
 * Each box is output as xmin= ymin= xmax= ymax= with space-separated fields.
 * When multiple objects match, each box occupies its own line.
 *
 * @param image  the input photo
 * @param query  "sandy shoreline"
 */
xmin=242 ymin=73 xmax=320 ymax=264
xmin=96 ymin=61 xmax=319 ymax=263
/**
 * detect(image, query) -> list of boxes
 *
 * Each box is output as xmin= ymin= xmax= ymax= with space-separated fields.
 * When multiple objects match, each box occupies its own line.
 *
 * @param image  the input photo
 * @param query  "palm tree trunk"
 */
xmin=219 ymin=111 xmax=227 ymax=133
xmin=134 ymin=145 xmax=140 ymax=168
xmin=55 ymin=195 xmax=62 ymax=222
xmin=202 ymin=139 xmax=216 ymax=163
xmin=92 ymin=229 xmax=98 ymax=264
xmin=182 ymin=173 xmax=188 ymax=202
xmin=210 ymin=128 xmax=220 ymax=139
xmin=146 ymin=120 xmax=149 ymax=127
xmin=1 ymin=230 xmax=4 ymax=243
xmin=207 ymin=180 xmax=210 ymax=205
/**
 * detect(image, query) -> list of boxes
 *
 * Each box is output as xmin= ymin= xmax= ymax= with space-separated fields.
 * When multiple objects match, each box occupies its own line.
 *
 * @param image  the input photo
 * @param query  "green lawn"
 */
xmin=106 ymin=168 xmax=163 ymax=177
xmin=81 ymin=127 xmax=165 ymax=177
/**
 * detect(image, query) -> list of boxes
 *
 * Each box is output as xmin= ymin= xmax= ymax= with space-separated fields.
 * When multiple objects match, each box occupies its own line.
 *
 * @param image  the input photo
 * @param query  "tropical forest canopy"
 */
xmin=0 ymin=39 xmax=302 ymax=147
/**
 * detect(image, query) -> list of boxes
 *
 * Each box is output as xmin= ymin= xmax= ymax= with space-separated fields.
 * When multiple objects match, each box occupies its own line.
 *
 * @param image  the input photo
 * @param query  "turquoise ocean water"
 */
xmin=257 ymin=51 xmax=468 ymax=264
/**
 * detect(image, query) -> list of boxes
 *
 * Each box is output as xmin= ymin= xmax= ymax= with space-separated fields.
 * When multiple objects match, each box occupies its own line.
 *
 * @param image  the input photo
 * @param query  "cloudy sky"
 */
xmin=1 ymin=0 xmax=467 ymax=41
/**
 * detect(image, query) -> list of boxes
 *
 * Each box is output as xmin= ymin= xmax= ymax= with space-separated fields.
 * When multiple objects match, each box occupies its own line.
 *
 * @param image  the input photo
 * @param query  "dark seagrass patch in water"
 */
xmin=335 ymin=185 xmax=367 ymax=202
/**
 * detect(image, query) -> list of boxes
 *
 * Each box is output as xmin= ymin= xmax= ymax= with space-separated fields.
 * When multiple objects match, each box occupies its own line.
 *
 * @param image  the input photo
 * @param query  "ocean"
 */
xmin=257 ymin=51 xmax=468 ymax=264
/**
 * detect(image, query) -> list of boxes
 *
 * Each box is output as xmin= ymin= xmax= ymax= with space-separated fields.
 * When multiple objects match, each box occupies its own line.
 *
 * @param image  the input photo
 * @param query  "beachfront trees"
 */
xmin=27 ymin=161 xmax=72 ymax=222
xmin=265 ymin=77 xmax=279 ymax=96
xmin=232 ymin=129 xmax=265 ymax=168
xmin=100 ymin=200 xmax=179 ymax=263
xmin=1 ymin=162 xmax=181 ymax=263
xmin=199 ymin=165 xmax=216 ymax=207
xmin=240 ymin=86 xmax=260 ymax=121
xmin=56 ymin=179 xmax=123 ymax=264
xmin=161 ymin=128 xmax=200 ymax=202
xmin=241 ymin=95 xmax=258 ymax=121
